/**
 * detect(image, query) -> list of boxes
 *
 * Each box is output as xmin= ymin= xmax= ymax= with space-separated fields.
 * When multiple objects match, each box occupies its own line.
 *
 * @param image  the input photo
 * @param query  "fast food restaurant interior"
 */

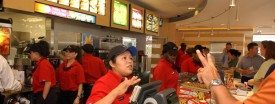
xmin=1 ymin=0 xmax=275 ymax=104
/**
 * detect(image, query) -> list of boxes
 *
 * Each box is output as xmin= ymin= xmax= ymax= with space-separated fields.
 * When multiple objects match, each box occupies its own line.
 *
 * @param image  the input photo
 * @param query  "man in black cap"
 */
xmin=81 ymin=44 xmax=107 ymax=103
xmin=153 ymin=42 xmax=179 ymax=91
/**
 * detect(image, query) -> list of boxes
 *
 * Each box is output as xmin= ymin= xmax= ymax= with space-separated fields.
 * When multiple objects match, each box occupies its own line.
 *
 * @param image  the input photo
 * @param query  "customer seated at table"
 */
xmin=248 ymin=41 xmax=275 ymax=92
xmin=181 ymin=46 xmax=203 ymax=74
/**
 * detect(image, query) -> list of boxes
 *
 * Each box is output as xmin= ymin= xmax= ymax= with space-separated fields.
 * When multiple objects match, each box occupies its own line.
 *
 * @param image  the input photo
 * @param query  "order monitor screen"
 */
xmin=136 ymin=80 xmax=162 ymax=104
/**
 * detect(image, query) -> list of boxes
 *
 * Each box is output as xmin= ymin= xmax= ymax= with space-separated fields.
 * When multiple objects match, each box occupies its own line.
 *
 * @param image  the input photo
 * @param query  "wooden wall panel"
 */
xmin=4 ymin=0 xmax=35 ymax=12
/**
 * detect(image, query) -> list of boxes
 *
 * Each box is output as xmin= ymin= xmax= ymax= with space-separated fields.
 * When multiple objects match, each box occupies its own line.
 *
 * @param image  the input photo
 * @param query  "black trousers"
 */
xmin=241 ymin=76 xmax=253 ymax=88
xmin=33 ymin=88 xmax=57 ymax=104
xmin=59 ymin=90 xmax=78 ymax=104
xmin=83 ymin=83 xmax=93 ymax=104
xmin=241 ymin=76 xmax=253 ymax=83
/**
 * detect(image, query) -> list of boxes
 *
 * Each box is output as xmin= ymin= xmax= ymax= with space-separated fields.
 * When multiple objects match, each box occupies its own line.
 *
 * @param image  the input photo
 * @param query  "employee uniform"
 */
xmin=153 ymin=58 xmax=179 ymax=91
xmin=176 ymin=49 xmax=185 ymax=68
xmin=82 ymin=54 xmax=107 ymax=103
xmin=86 ymin=70 xmax=131 ymax=104
xmin=56 ymin=60 xmax=85 ymax=104
xmin=237 ymin=54 xmax=264 ymax=83
xmin=181 ymin=58 xmax=200 ymax=74
xmin=32 ymin=58 xmax=57 ymax=104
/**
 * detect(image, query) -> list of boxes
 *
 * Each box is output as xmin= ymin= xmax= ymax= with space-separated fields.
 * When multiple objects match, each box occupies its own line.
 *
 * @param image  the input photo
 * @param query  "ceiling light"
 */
xmin=188 ymin=7 xmax=196 ymax=10
xmin=220 ymin=24 xmax=225 ymax=26
xmin=229 ymin=0 xmax=236 ymax=7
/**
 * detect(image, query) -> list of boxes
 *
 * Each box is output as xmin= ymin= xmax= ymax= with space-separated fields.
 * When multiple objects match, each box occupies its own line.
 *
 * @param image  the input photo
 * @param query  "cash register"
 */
xmin=130 ymin=80 xmax=179 ymax=104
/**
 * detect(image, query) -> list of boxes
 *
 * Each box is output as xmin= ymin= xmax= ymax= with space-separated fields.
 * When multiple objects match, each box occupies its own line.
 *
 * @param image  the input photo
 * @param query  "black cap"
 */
xmin=162 ymin=42 xmax=178 ymax=55
xmin=63 ymin=45 xmax=79 ymax=53
xmin=82 ymin=44 xmax=94 ymax=54
xmin=107 ymin=45 xmax=137 ymax=61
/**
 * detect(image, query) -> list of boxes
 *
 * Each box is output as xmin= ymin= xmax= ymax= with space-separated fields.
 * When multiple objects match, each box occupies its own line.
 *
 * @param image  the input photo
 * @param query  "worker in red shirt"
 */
xmin=86 ymin=45 xmax=141 ymax=104
xmin=153 ymin=42 xmax=179 ymax=91
xmin=181 ymin=46 xmax=203 ymax=74
xmin=28 ymin=40 xmax=57 ymax=104
xmin=81 ymin=44 xmax=107 ymax=103
xmin=56 ymin=45 xmax=85 ymax=104
xmin=175 ymin=43 xmax=186 ymax=70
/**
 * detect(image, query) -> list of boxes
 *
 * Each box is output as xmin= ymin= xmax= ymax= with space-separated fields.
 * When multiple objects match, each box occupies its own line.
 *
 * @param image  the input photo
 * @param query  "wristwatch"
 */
xmin=209 ymin=79 xmax=223 ymax=89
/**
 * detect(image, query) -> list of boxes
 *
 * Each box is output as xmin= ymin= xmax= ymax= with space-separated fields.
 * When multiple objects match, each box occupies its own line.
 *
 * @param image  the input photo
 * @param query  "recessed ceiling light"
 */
xmin=220 ymin=24 xmax=225 ymax=25
xmin=188 ymin=7 xmax=196 ymax=10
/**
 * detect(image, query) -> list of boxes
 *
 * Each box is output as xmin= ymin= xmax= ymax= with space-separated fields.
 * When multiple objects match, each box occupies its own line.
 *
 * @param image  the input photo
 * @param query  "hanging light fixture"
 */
xmin=229 ymin=0 xmax=236 ymax=7
xmin=235 ymin=0 xmax=239 ymax=21
xmin=211 ymin=17 xmax=214 ymax=35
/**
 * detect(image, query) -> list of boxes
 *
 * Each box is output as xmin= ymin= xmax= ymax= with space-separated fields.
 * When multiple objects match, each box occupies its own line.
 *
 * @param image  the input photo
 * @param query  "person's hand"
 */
xmin=196 ymin=50 xmax=220 ymax=88
xmin=113 ymin=76 xmax=141 ymax=96
xmin=73 ymin=97 xmax=80 ymax=104
xmin=248 ymin=79 xmax=254 ymax=86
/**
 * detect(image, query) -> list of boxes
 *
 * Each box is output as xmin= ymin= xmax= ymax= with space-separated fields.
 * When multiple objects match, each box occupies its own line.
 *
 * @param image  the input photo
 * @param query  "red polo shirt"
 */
xmin=86 ymin=70 xmax=131 ymax=104
xmin=176 ymin=49 xmax=185 ymax=67
xmin=82 ymin=54 xmax=107 ymax=84
xmin=56 ymin=60 xmax=85 ymax=91
xmin=180 ymin=54 xmax=191 ymax=66
xmin=32 ymin=58 xmax=56 ymax=93
xmin=153 ymin=58 xmax=179 ymax=91
xmin=180 ymin=58 xmax=200 ymax=74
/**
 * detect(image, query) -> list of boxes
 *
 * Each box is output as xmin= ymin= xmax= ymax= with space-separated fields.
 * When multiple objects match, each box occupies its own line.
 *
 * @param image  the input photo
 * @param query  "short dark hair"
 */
xmin=180 ymin=43 xmax=187 ymax=51
xmin=261 ymin=41 xmax=275 ymax=60
xmin=228 ymin=49 xmax=241 ymax=57
xmin=226 ymin=42 xmax=232 ymax=46
xmin=247 ymin=42 xmax=258 ymax=50
xmin=29 ymin=40 xmax=50 ymax=57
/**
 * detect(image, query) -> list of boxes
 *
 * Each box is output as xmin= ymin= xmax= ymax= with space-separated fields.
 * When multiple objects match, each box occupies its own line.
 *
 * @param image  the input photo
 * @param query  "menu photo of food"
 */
xmin=146 ymin=14 xmax=153 ymax=31
xmin=113 ymin=0 xmax=127 ymax=26
xmin=89 ymin=0 xmax=98 ymax=13
xmin=98 ymin=0 xmax=106 ymax=15
xmin=0 ymin=28 xmax=10 ymax=55
xmin=80 ymin=0 xmax=90 ymax=11
xmin=70 ymin=0 xmax=80 ymax=8
xmin=152 ymin=16 xmax=159 ymax=32
xmin=58 ymin=0 xmax=69 ymax=6
xmin=47 ymin=0 xmax=58 ymax=3
xmin=132 ymin=8 xmax=142 ymax=29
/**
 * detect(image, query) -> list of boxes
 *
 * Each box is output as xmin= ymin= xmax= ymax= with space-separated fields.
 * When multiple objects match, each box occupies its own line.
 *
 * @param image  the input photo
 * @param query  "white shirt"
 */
xmin=0 ymin=55 xmax=22 ymax=92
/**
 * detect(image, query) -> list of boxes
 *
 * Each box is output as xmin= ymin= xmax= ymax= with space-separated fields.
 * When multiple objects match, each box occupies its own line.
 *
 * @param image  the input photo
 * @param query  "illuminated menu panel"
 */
xmin=98 ymin=0 xmax=106 ymax=15
xmin=146 ymin=14 xmax=158 ymax=32
xmin=70 ymin=0 xmax=80 ymax=8
xmin=58 ymin=0 xmax=69 ymax=6
xmin=113 ymin=0 xmax=127 ymax=26
xmin=132 ymin=8 xmax=142 ymax=29
xmin=47 ymin=0 xmax=58 ymax=3
xmin=0 ymin=28 xmax=11 ymax=55
xmin=35 ymin=3 xmax=96 ymax=23
xmin=80 ymin=0 xmax=89 ymax=11
xmin=89 ymin=0 xmax=98 ymax=13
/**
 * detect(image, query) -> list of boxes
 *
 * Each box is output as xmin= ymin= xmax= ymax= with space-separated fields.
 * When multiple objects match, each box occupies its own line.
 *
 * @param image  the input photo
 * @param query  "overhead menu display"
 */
xmin=46 ymin=0 xmax=106 ymax=15
xmin=132 ymin=8 xmax=142 ymax=29
xmin=98 ymin=0 xmax=106 ymax=15
xmin=146 ymin=14 xmax=159 ymax=33
xmin=89 ymin=0 xmax=98 ymax=13
xmin=70 ymin=0 xmax=80 ymax=8
xmin=47 ymin=0 xmax=58 ymax=3
xmin=80 ymin=0 xmax=89 ymax=11
xmin=58 ymin=0 xmax=69 ymax=6
xmin=113 ymin=0 xmax=127 ymax=26
xmin=35 ymin=3 xmax=96 ymax=24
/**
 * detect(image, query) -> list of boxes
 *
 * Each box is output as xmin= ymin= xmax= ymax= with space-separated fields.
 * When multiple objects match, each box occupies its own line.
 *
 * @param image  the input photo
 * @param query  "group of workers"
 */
xmin=1 ymin=39 xmax=275 ymax=104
